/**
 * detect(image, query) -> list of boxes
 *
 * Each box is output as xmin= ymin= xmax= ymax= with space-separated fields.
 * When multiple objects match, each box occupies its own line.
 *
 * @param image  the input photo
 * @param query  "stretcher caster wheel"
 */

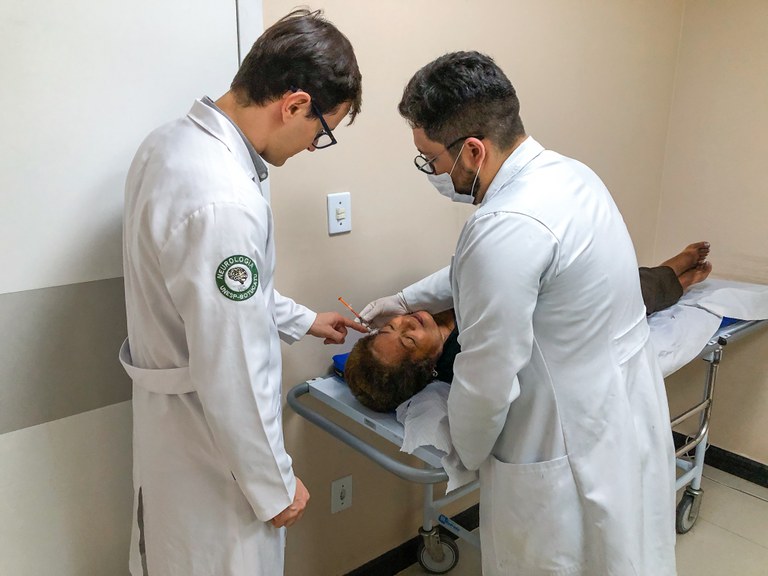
xmin=676 ymin=487 xmax=703 ymax=534
xmin=417 ymin=532 xmax=459 ymax=574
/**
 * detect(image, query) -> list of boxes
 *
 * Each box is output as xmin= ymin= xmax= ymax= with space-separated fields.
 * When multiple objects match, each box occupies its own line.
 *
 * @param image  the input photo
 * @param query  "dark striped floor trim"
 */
xmin=673 ymin=432 xmax=768 ymax=488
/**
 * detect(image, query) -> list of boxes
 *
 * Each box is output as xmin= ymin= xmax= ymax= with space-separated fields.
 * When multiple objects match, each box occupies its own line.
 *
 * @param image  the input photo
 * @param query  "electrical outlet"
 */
xmin=331 ymin=475 xmax=352 ymax=513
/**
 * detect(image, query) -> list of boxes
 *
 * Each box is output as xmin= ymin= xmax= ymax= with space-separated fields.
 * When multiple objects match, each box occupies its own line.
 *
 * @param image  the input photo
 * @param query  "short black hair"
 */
xmin=398 ymin=51 xmax=524 ymax=149
xmin=231 ymin=9 xmax=362 ymax=123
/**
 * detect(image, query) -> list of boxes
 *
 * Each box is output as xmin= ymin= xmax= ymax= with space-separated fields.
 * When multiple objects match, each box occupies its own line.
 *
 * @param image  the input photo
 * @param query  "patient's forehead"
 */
xmin=370 ymin=333 xmax=409 ymax=366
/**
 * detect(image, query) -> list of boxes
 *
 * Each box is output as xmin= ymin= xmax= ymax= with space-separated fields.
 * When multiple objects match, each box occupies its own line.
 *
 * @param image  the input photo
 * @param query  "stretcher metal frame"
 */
xmin=671 ymin=318 xmax=767 ymax=533
xmin=287 ymin=379 xmax=479 ymax=574
xmin=288 ymin=318 xmax=767 ymax=572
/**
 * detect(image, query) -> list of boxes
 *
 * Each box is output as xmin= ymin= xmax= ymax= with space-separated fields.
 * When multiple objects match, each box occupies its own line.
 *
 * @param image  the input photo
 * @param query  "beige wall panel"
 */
xmin=261 ymin=1 xmax=684 ymax=573
xmin=656 ymin=0 xmax=768 ymax=280
xmin=659 ymin=1 xmax=768 ymax=468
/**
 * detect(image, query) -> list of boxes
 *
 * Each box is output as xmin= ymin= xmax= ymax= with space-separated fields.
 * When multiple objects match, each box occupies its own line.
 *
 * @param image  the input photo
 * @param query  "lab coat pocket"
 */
xmin=481 ymin=454 xmax=585 ymax=575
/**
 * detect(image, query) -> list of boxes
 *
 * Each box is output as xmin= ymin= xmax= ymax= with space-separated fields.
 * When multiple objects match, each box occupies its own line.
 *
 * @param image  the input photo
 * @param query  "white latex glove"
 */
xmin=359 ymin=292 xmax=410 ymax=328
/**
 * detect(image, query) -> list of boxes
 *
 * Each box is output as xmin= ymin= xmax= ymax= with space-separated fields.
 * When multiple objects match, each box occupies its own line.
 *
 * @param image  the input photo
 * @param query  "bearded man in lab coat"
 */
xmin=361 ymin=51 xmax=677 ymax=575
xmin=120 ymin=10 xmax=365 ymax=576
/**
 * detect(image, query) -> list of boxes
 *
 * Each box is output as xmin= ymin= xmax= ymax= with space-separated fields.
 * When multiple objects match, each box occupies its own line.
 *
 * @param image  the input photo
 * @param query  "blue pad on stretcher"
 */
xmin=719 ymin=316 xmax=741 ymax=328
xmin=332 ymin=352 xmax=350 ymax=379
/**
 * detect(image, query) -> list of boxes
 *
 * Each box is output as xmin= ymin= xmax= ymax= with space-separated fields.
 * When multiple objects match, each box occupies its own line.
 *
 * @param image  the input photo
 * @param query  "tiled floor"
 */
xmin=397 ymin=466 xmax=768 ymax=575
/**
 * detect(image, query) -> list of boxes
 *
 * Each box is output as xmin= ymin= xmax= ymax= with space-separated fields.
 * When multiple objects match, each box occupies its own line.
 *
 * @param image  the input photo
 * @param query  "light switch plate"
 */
xmin=327 ymin=192 xmax=351 ymax=235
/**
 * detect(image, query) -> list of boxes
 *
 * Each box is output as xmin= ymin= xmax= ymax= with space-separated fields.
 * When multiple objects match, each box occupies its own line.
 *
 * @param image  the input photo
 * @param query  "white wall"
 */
xmin=0 ymin=2 xmax=257 ymax=575
xmin=0 ymin=0 xmax=239 ymax=294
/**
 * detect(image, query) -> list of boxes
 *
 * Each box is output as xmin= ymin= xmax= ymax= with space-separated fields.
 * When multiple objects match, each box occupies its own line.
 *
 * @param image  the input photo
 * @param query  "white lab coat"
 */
xmin=403 ymin=137 xmax=677 ymax=575
xmin=120 ymin=99 xmax=315 ymax=576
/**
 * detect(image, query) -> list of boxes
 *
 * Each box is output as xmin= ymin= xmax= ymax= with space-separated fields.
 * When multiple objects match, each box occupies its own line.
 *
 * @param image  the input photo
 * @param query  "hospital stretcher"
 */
xmin=288 ymin=282 xmax=768 ymax=574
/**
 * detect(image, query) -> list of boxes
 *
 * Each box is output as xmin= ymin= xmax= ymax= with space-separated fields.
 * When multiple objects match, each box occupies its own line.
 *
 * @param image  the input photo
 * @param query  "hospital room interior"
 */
xmin=2 ymin=1 xmax=768 ymax=575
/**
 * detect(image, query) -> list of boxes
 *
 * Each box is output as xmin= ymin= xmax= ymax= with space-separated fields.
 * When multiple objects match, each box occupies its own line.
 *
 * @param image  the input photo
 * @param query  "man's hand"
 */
xmin=271 ymin=477 xmax=310 ymax=528
xmin=359 ymin=292 xmax=410 ymax=328
xmin=308 ymin=312 xmax=369 ymax=344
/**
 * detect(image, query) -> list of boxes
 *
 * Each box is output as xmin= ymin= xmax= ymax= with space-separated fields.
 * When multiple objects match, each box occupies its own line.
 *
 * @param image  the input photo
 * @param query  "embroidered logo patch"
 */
xmin=216 ymin=255 xmax=259 ymax=301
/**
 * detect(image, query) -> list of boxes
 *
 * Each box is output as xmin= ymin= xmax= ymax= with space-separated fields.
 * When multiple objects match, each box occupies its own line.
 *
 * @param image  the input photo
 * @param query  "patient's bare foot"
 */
xmin=678 ymin=261 xmax=712 ymax=291
xmin=661 ymin=242 xmax=710 ymax=276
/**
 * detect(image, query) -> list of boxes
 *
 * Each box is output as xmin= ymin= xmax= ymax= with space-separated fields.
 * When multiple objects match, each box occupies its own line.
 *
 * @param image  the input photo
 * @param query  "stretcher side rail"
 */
xmin=671 ymin=348 xmax=720 ymax=459
xmin=671 ymin=319 xmax=768 ymax=459
xmin=701 ymin=319 xmax=767 ymax=357
xmin=287 ymin=382 xmax=449 ymax=484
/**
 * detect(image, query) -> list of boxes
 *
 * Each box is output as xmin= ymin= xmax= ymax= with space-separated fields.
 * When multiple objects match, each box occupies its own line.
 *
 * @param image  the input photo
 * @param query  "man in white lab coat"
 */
xmin=362 ymin=51 xmax=677 ymax=575
xmin=120 ymin=10 xmax=364 ymax=576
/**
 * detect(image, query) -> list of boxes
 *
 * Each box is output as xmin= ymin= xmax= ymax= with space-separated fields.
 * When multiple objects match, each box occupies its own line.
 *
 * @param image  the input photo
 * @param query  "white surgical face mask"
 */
xmin=427 ymin=172 xmax=475 ymax=204
xmin=426 ymin=142 xmax=481 ymax=204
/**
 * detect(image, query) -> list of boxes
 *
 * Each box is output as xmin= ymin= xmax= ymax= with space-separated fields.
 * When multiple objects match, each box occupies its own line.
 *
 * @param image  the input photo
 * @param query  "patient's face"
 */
xmin=371 ymin=311 xmax=444 ymax=366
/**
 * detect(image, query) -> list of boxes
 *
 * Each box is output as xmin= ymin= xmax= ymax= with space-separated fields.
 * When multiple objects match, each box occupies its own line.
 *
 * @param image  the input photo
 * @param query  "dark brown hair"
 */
xmin=344 ymin=334 xmax=435 ymax=412
xmin=231 ymin=9 xmax=362 ymax=122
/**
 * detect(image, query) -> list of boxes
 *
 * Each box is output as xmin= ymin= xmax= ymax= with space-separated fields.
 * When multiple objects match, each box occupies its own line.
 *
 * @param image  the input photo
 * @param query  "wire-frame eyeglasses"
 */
xmin=413 ymin=135 xmax=484 ymax=174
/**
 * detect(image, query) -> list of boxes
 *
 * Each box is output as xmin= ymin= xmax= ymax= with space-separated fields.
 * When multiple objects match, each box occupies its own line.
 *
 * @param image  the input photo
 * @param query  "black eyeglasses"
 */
xmin=413 ymin=135 xmax=484 ymax=174
xmin=309 ymin=100 xmax=337 ymax=149
xmin=290 ymin=87 xmax=337 ymax=149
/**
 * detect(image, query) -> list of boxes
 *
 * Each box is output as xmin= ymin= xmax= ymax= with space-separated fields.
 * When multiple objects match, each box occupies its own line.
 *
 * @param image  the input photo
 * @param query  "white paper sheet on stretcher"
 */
xmin=648 ymin=278 xmax=768 ymax=376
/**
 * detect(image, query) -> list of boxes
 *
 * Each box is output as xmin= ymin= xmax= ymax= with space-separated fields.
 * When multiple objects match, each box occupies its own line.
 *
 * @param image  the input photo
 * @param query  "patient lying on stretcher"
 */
xmin=344 ymin=243 xmax=712 ymax=412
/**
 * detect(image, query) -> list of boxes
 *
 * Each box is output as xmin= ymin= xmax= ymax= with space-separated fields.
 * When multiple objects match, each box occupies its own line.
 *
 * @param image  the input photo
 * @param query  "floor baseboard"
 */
xmin=672 ymin=432 xmax=767 ymax=488
xmin=344 ymin=505 xmax=479 ymax=576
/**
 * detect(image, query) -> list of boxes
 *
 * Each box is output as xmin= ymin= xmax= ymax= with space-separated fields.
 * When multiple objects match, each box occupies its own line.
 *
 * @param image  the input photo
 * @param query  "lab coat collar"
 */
xmin=187 ymin=98 xmax=269 ymax=184
xmin=479 ymin=136 xmax=545 ymax=206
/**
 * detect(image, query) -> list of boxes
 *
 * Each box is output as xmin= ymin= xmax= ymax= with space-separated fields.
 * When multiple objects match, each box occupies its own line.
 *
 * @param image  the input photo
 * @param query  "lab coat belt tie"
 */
xmin=612 ymin=316 xmax=650 ymax=364
xmin=118 ymin=338 xmax=195 ymax=394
